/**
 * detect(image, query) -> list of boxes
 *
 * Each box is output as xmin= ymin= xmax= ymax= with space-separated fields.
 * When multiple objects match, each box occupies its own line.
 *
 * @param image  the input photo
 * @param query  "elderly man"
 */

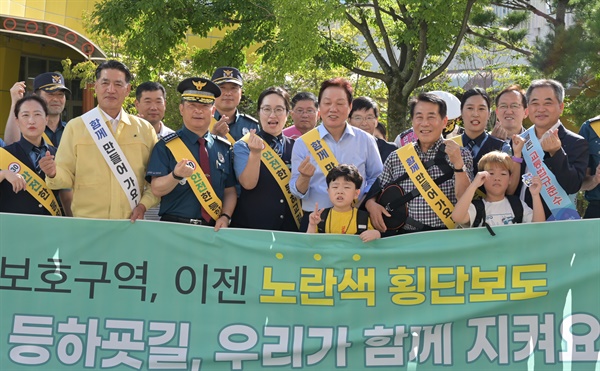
xmin=511 ymin=79 xmax=588 ymax=220
xmin=146 ymin=77 xmax=236 ymax=231
xmin=283 ymin=92 xmax=320 ymax=139
xmin=41 ymin=60 xmax=159 ymax=221
xmin=290 ymin=78 xmax=383 ymax=231
xmin=365 ymin=92 xmax=473 ymax=235
xmin=491 ymin=85 xmax=528 ymax=141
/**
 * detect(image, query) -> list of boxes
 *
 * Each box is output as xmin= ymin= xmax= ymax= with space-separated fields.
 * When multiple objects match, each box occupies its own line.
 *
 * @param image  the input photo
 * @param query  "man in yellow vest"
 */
xmin=41 ymin=60 xmax=159 ymax=221
xmin=146 ymin=77 xmax=237 ymax=231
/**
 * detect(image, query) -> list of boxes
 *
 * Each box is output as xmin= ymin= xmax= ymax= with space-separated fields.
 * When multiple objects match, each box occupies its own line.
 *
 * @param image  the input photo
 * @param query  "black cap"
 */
xmin=33 ymin=72 xmax=71 ymax=94
xmin=211 ymin=67 xmax=243 ymax=86
xmin=177 ymin=77 xmax=221 ymax=104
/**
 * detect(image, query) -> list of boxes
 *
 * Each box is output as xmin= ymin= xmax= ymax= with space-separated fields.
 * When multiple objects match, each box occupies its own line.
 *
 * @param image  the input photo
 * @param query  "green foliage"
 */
xmin=61 ymin=58 xmax=97 ymax=88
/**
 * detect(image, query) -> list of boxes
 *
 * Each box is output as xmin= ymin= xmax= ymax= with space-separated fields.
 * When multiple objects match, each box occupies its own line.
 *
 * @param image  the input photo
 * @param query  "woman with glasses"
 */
xmin=232 ymin=86 xmax=300 ymax=231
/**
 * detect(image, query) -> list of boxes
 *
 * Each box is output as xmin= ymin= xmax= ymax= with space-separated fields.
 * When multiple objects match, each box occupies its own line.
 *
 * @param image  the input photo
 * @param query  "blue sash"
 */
xmin=522 ymin=127 xmax=580 ymax=220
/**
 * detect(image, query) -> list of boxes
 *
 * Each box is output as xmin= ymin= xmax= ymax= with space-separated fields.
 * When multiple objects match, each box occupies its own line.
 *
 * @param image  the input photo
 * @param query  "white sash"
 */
xmin=82 ymin=107 xmax=141 ymax=210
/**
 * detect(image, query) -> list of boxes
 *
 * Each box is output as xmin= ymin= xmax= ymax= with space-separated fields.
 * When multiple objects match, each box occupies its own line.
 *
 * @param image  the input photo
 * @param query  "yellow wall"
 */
xmin=0 ymin=0 xmax=253 ymax=139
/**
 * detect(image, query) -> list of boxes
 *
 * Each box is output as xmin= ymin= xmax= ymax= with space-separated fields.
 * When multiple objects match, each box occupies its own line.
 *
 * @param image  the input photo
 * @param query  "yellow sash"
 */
xmin=451 ymin=135 xmax=463 ymax=146
xmin=42 ymin=132 xmax=54 ymax=147
xmin=241 ymin=133 xmax=303 ymax=228
xmin=591 ymin=121 xmax=600 ymax=138
xmin=164 ymin=136 xmax=222 ymax=220
xmin=300 ymin=128 xmax=338 ymax=175
xmin=210 ymin=117 xmax=235 ymax=144
xmin=0 ymin=148 xmax=62 ymax=216
xmin=395 ymin=144 xmax=455 ymax=229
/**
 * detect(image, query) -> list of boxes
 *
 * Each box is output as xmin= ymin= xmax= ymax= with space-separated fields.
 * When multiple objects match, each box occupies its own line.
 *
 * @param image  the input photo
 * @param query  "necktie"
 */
xmin=465 ymin=140 xmax=476 ymax=157
xmin=31 ymin=146 xmax=43 ymax=173
xmin=198 ymin=138 xmax=212 ymax=222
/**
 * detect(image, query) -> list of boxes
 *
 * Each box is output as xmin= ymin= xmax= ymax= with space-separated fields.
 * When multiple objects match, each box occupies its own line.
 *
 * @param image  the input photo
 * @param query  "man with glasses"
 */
xmin=210 ymin=67 xmax=259 ymax=141
xmin=349 ymin=96 xmax=397 ymax=161
xmin=283 ymin=92 xmax=320 ymax=139
xmin=491 ymin=85 xmax=528 ymax=142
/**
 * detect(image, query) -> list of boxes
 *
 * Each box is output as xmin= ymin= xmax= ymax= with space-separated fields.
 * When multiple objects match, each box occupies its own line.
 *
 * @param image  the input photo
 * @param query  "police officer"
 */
xmin=4 ymin=72 xmax=71 ymax=147
xmin=146 ymin=77 xmax=237 ymax=231
xmin=210 ymin=67 xmax=259 ymax=141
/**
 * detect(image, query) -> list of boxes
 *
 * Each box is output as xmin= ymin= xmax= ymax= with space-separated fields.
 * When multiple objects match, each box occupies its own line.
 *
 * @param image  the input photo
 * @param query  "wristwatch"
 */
xmin=454 ymin=164 xmax=468 ymax=173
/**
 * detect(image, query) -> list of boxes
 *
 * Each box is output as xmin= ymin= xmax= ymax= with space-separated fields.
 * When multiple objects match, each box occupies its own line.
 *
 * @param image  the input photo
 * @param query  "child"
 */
xmin=307 ymin=164 xmax=381 ymax=242
xmin=452 ymin=151 xmax=545 ymax=227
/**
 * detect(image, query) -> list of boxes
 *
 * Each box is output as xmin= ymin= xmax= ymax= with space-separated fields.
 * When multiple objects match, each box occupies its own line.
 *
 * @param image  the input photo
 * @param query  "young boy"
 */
xmin=307 ymin=164 xmax=381 ymax=242
xmin=452 ymin=151 xmax=545 ymax=227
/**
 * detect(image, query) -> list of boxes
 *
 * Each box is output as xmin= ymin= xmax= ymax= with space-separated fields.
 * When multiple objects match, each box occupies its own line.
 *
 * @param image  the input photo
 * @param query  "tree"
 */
xmin=91 ymin=0 xmax=479 ymax=138
xmin=467 ymin=0 xmax=599 ymax=125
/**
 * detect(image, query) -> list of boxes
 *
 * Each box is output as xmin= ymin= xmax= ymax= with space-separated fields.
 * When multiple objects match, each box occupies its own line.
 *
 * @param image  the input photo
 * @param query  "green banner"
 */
xmin=0 ymin=213 xmax=598 ymax=370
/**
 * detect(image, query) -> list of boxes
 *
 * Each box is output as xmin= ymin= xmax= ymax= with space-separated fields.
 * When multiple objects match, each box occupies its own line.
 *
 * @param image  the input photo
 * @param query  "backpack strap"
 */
xmin=356 ymin=209 xmax=370 ymax=234
xmin=506 ymin=195 xmax=524 ymax=224
xmin=471 ymin=198 xmax=497 ymax=236
xmin=316 ymin=208 xmax=331 ymax=233
xmin=472 ymin=199 xmax=486 ymax=227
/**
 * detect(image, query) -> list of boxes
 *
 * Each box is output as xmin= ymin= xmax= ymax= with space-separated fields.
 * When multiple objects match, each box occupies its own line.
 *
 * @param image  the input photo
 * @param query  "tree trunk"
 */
xmin=386 ymin=80 xmax=411 ymax=140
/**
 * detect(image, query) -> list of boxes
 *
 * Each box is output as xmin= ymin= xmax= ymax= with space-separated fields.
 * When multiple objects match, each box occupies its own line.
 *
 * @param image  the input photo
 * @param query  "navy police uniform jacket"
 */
xmin=214 ymin=110 xmax=260 ymax=142
xmin=145 ymin=126 xmax=236 ymax=220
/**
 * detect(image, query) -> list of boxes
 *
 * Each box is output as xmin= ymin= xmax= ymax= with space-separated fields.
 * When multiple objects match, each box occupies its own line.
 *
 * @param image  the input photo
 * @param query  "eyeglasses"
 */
xmin=350 ymin=115 xmax=377 ymax=123
xmin=497 ymin=103 xmax=523 ymax=110
xmin=260 ymin=107 xmax=287 ymax=116
xmin=293 ymin=109 xmax=316 ymax=115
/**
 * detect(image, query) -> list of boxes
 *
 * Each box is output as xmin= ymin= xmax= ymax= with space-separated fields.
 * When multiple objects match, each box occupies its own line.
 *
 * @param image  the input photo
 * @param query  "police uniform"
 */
xmin=211 ymin=66 xmax=260 ymax=141
xmin=0 ymin=138 xmax=59 ymax=215
xmin=232 ymin=132 xmax=298 ymax=231
xmin=579 ymin=115 xmax=600 ymax=218
xmin=214 ymin=109 xmax=259 ymax=142
xmin=145 ymin=77 xmax=236 ymax=225
xmin=34 ymin=72 xmax=71 ymax=147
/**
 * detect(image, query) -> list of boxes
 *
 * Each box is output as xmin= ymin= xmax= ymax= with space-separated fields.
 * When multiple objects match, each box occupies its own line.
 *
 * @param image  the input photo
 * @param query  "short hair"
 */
xmin=257 ymin=86 xmax=291 ymax=115
xmin=291 ymin=92 xmax=318 ymax=109
xmin=136 ymin=81 xmax=166 ymax=101
xmin=461 ymin=87 xmax=491 ymax=110
xmin=326 ymin=164 xmax=363 ymax=189
xmin=318 ymin=78 xmax=353 ymax=105
xmin=14 ymin=95 xmax=48 ymax=117
xmin=495 ymin=85 xmax=527 ymax=108
xmin=95 ymin=60 xmax=132 ymax=83
xmin=409 ymin=93 xmax=447 ymax=119
xmin=376 ymin=121 xmax=387 ymax=137
xmin=349 ymin=96 xmax=379 ymax=118
xmin=478 ymin=151 xmax=512 ymax=173
xmin=526 ymin=79 xmax=565 ymax=104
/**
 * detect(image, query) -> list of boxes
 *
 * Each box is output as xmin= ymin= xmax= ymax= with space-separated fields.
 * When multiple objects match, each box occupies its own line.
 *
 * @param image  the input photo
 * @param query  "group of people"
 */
xmin=1 ymin=59 xmax=599 ymax=241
